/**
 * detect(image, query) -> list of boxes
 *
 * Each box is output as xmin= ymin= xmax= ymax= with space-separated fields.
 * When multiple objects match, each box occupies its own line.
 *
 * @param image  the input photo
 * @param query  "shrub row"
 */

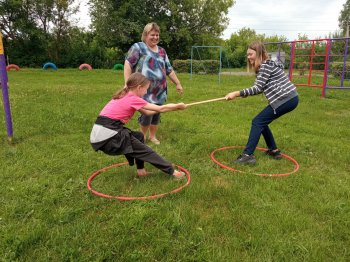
xmin=173 ymin=60 xmax=221 ymax=74
xmin=330 ymin=63 xmax=350 ymax=78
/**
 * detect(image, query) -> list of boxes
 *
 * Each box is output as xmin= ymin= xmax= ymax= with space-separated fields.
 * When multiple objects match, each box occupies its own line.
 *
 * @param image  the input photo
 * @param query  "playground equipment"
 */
xmin=6 ymin=64 xmax=20 ymax=71
xmin=43 ymin=62 xmax=58 ymax=70
xmin=0 ymin=33 xmax=13 ymax=142
xmin=190 ymin=45 xmax=222 ymax=84
xmin=113 ymin=63 xmax=124 ymax=70
xmin=79 ymin=63 xmax=92 ymax=70
xmin=265 ymin=37 xmax=350 ymax=97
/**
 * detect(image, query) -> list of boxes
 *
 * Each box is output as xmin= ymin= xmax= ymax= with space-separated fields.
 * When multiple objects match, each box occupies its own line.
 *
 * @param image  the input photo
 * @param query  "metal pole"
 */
xmin=289 ymin=41 xmax=296 ymax=80
xmin=219 ymin=46 xmax=222 ymax=84
xmin=322 ymin=39 xmax=331 ymax=98
xmin=341 ymin=38 xmax=348 ymax=87
xmin=0 ymin=32 xmax=13 ymax=142
xmin=190 ymin=46 xmax=193 ymax=80
xmin=308 ymin=41 xmax=315 ymax=86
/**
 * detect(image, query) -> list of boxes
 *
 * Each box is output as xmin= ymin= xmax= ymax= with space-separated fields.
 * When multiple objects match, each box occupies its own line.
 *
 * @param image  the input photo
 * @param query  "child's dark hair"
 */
xmin=112 ymin=72 xmax=150 ymax=99
xmin=247 ymin=41 xmax=268 ymax=74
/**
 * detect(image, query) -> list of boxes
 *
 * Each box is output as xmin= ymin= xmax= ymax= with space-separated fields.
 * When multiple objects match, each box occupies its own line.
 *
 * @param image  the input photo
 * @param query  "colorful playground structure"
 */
xmin=43 ymin=62 xmax=58 ymax=70
xmin=265 ymin=37 xmax=350 ymax=97
xmin=6 ymin=64 xmax=20 ymax=71
xmin=113 ymin=63 xmax=124 ymax=70
xmin=79 ymin=63 xmax=93 ymax=70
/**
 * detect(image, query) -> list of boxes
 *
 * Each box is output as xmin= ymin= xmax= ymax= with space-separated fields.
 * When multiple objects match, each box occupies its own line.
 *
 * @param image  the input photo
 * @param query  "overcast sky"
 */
xmin=75 ymin=0 xmax=346 ymax=41
xmin=222 ymin=0 xmax=346 ymax=40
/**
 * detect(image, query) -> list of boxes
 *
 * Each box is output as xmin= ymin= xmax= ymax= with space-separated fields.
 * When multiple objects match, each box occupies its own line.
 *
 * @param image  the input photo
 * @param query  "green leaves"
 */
xmin=89 ymin=0 xmax=235 ymax=59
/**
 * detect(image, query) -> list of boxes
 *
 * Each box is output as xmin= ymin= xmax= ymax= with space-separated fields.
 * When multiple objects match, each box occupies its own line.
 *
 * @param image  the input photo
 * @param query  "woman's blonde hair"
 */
xmin=247 ymin=41 xmax=268 ymax=74
xmin=112 ymin=72 xmax=150 ymax=99
xmin=141 ymin=22 xmax=160 ymax=42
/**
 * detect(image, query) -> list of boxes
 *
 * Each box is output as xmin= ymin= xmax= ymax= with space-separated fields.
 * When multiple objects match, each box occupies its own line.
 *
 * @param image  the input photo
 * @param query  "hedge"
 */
xmin=173 ymin=59 xmax=221 ymax=74
xmin=330 ymin=63 xmax=350 ymax=78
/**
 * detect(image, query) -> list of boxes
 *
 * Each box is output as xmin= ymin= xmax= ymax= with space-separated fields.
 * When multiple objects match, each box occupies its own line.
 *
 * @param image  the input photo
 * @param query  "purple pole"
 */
xmin=288 ymin=42 xmax=295 ymax=80
xmin=0 ymin=33 xmax=13 ymax=141
xmin=341 ymin=38 xmax=349 ymax=87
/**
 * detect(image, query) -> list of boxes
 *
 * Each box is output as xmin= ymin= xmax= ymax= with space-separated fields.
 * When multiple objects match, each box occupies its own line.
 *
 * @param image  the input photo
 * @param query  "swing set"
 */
xmin=190 ymin=45 xmax=223 ymax=83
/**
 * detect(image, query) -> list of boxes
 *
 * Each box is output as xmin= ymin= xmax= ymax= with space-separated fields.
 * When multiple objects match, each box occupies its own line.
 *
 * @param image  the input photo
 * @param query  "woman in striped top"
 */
xmin=225 ymin=41 xmax=299 ymax=164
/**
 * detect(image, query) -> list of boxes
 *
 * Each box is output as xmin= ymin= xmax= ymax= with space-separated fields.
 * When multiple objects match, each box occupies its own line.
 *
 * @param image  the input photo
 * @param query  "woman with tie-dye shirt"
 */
xmin=124 ymin=22 xmax=183 ymax=145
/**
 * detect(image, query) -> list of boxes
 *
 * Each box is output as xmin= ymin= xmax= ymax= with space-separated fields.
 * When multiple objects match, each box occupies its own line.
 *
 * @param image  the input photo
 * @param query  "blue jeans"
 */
xmin=243 ymin=96 xmax=299 ymax=155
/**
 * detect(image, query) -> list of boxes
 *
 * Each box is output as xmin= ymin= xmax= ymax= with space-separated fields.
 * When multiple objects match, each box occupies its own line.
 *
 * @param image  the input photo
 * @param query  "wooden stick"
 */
xmin=187 ymin=97 xmax=226 ymax=107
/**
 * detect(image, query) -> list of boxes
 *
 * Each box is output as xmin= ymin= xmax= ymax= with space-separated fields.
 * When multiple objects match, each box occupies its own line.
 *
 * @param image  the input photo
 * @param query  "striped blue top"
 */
xmin=240 ymin=60 xmax=298 ymax=109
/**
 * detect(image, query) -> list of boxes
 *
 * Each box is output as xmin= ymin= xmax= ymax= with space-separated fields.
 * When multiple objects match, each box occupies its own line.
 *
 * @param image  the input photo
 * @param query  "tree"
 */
xmin=159 ymin=0 xmax=234 ymax=58
xmin=223 ymin=28 xmax=288 ymax=68
xmin=224 ymin=28 xmax=259 ymax=68
xmin=89 ymin=0 xmax=235 ymax=59
xmin=0 ymin=0 xmax=37 ymax=40
xmin=0 ymin=0 xmax=82 ymax=67
xmin=0 ymin=0 xmax=49 ymax=66
xmin=32 ymin=0 xmax=55 ymax=35
xmin=30 ymin=0 xmax=80 ymax=65
xmin=338 ymin=0 xmax=350 ymax=36
xmin=47 ymin=0 xmax=79 ymax=64
xmin=89 ymin=0 xmax=147 ymax=51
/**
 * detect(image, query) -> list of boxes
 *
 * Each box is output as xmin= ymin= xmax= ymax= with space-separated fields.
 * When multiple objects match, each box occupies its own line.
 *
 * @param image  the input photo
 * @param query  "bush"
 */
xmin=330 ymin=63 xmax=350 ymax=78
xmin=173 ymin=59 xmax=221 ymax=74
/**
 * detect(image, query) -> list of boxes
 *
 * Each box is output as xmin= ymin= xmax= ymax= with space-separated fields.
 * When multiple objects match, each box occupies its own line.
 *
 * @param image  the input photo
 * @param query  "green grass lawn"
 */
xmin=1 ymin=69 xmax=349 ymax=261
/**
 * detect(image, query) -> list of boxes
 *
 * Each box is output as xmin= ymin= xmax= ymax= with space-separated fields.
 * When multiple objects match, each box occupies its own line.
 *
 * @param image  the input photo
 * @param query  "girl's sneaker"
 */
xmin=172 ymin=170 xmax=186 ymax=180
xmin=234 ymin=154 xmax=256 ymax=165
xmin=265 ymin=149 xmax=282 ymax=160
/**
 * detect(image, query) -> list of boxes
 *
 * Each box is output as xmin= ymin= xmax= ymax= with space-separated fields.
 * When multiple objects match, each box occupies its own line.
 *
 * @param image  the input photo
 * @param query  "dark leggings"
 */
xmin=243 ymin=96 xmax=299 ymax=155
xmin=124 ymin=131 xmax=174 ymax=175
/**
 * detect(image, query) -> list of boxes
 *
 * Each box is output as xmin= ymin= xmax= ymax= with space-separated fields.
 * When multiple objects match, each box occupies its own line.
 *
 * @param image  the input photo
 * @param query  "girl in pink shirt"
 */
xmin=90 ymin=72 xmax=187 ymax=179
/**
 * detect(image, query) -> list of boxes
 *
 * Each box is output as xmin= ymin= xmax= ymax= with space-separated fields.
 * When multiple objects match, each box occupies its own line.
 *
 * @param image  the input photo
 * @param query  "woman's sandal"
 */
xmin=149 ymin=137 xmax=160 ymax=145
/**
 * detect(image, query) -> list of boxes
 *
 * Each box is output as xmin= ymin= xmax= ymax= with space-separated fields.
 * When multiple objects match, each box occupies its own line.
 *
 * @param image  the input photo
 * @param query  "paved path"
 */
xmin=220 ymin=72 xmax=254 ymax=76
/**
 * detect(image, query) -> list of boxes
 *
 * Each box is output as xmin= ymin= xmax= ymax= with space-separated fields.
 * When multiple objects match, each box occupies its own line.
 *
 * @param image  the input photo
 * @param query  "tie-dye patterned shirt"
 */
xmin=125 ymin=42 xmax=173 ymax=105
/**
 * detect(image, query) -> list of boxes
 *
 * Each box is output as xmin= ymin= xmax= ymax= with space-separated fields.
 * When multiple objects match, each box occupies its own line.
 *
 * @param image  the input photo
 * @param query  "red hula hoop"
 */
xmin=211 ymin=146 xmax=299 ymax=177
xmin=87 ymin=162 xmax=191 ymax=200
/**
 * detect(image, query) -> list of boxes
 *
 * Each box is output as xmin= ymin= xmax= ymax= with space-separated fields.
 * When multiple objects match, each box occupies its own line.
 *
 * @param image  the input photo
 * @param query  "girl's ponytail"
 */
xmin=111 ymin=72 xmax=150 ymax=99
xmin=112 ymin=86 xmax=129 ymax=99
